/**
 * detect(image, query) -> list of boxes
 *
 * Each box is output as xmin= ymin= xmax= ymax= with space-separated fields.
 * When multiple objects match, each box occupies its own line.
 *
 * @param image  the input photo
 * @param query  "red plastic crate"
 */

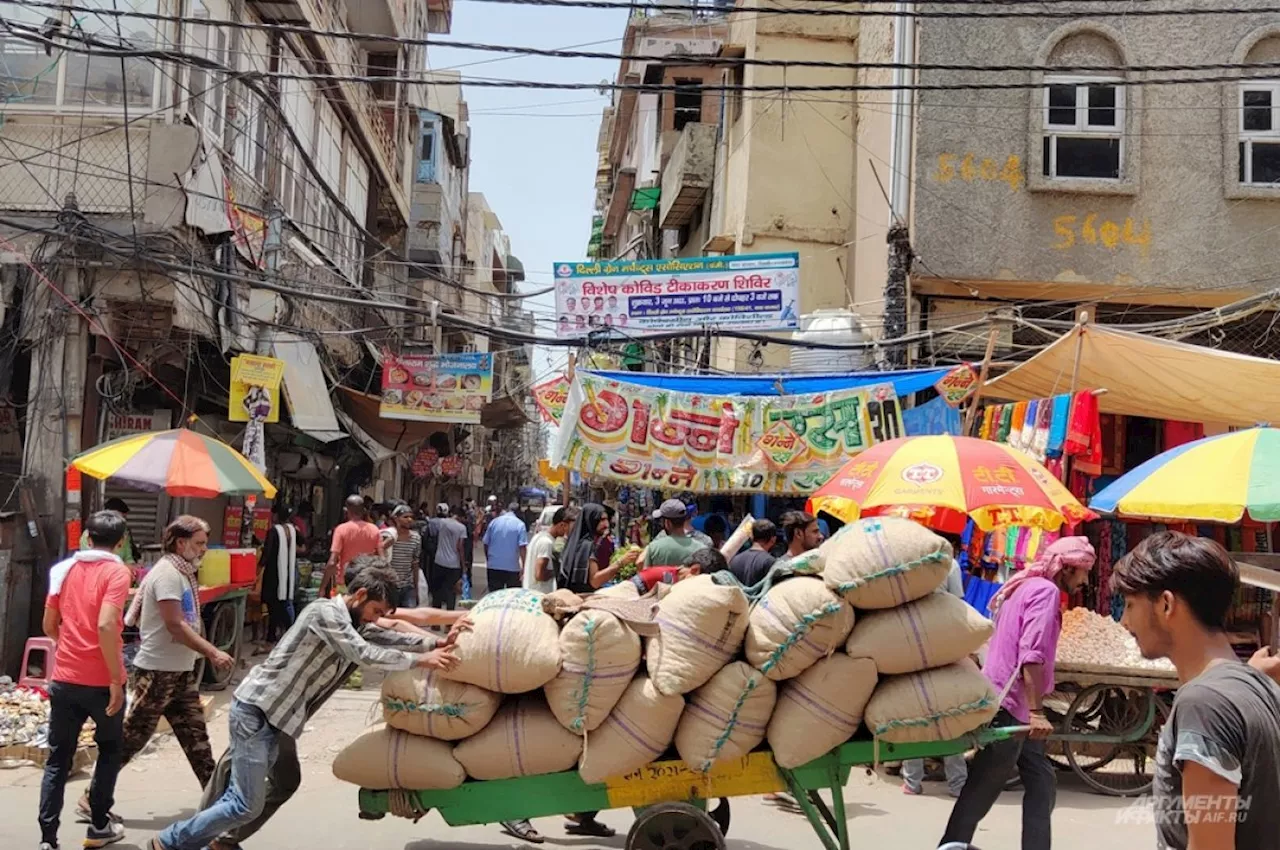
xmin=229 ymin=550 xmax=257 ymax=585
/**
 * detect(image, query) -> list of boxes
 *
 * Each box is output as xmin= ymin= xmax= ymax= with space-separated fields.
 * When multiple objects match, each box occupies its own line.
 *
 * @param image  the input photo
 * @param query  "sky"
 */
xmin=428 ymin=5 xmax=631 ymax=383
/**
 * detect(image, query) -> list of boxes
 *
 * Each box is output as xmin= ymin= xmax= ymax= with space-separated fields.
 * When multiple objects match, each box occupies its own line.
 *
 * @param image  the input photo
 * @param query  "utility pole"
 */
xmin=884 ymin=2 xmax=917 ymax=370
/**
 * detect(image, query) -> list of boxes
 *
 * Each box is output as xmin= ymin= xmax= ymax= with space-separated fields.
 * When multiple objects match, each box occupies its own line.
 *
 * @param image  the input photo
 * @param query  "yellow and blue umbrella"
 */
xmin=1091 ymin=427 xmax=1280 ymax=523
xmin=72 ymin=429 xmax=277 ymax=499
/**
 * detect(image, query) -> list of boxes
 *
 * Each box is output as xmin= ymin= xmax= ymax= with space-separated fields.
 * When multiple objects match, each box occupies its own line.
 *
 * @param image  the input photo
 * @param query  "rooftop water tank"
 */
xmin=789 ymin=309 xmax=874 ymax=373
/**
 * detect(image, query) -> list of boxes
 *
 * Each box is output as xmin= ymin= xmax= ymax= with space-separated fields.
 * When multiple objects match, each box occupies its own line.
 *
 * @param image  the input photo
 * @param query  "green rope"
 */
xmin=832 ymin=551 xmax=951 ymax=594
xmin=382 ymin=697 xmax=468 ymax=718
xmin=700 ymin=673 xmax=761 ymax=773
xmin=759 ymin=600 xmax=844 ymax=674
xmin=568 ymin=614 xmax=599 ymax=733
xmin=869 ymin=696 xmax=995 ymax=735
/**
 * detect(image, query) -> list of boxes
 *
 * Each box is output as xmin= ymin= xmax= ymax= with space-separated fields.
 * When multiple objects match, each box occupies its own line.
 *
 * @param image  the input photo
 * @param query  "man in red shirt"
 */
xmin=39 ymin=510 xmax=133 ymax=850
xmin=320 ymin=495 xmax=382 ymax=597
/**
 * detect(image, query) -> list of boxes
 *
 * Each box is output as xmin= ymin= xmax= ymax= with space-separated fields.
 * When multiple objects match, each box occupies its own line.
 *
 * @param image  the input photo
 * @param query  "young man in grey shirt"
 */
xmin=431 ymin=505 xmax=470 ymax=609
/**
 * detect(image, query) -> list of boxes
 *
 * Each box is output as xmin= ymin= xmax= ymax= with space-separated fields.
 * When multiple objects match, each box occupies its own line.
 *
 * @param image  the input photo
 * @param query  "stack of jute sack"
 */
xmin=332 ymin=516 xmax=999 ymax=791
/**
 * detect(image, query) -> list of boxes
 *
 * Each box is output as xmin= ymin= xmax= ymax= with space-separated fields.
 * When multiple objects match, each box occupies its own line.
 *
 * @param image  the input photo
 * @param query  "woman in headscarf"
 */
xmin=558 ymin=503 xmax=622 ymax=594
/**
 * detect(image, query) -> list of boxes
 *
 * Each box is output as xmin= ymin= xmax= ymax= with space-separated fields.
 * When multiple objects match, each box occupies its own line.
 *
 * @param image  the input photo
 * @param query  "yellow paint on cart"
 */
xmin=605 ymin=752 xmax=786 ymax=808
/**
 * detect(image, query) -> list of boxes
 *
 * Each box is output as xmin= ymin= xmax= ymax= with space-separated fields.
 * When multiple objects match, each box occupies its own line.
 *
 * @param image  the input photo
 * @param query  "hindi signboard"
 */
xmin=551 ymin=374 xmax=904 ymax=494
xmin=228 ymin=354 xmax=285 ymax=423
xmin=532 ymin=374 xmax=571 ymax=425
xmin=380 ymin=352 xmax=494 ymax=425
xmin=552 ymin=253 xmax=800 ymax=336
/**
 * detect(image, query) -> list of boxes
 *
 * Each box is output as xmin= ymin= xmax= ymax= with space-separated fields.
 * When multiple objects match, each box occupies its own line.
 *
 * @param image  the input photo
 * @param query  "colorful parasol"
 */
xmin=72 ymin=429 xmax=277 ymax=499
xmin=1091 ymin=427 xmax=1280 ymax=523
xmin=807 ymin=435 xmax=1094 ymax=533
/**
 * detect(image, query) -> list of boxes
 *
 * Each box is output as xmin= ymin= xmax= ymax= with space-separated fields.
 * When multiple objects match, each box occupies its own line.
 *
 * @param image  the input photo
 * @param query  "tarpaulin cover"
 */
xmin=585 ymin=367 xmax=951 ymax=398
xmin=985 ymin=324 xmax=1280 ymax=429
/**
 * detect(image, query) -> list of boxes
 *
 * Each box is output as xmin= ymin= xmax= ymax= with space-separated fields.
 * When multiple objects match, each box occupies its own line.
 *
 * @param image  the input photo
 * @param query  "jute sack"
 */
xmin=647 ymin=575 xmax=750 ymax=696
xmin=579 ymin=675 xmax=684 ymax=784
xmin=863 ymin=659 xmax=998 ymax=744
xmin=454 ymin=694 xmax=584 ymax=780
xmin=380 ymin=669 xmax=502 ymax=741
xmin=332 ymin=725 xmax=465 ymax=789
xmin=545 ymin=609 xmax=642 ymax=733
xmin=845 ymin=591 xmax=992 ymax=675
xmin=744 ymin=577 xmax=855 ymax=681
xmin=675 ymin=661 xmax=777 ymax=773
xmin=442 ymin=588 xmax=562 ymax=693
xmin=821 ymin=517 xmax=952 ymax=609
xmin=768 ymin=654 xmax=878 ymax=769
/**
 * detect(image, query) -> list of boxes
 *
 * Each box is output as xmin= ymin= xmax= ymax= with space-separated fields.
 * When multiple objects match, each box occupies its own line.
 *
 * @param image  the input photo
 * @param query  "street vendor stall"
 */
xmin=71 ymin=428 xmax=277 ymax=689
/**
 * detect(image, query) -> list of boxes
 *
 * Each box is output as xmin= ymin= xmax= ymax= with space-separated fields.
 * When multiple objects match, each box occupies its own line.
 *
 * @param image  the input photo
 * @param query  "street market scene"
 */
xmin=4 ymin=2 xmax=1280 ymax=850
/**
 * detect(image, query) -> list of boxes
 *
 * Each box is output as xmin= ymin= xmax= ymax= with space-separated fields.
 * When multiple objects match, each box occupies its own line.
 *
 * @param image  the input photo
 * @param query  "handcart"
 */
xmin=357 ymin=727 xmax=1023 ymax=850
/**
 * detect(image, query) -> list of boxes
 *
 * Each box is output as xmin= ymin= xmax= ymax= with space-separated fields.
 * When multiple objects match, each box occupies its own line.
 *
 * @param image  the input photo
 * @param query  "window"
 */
xmin=673 ymin=79 xmax=702 ymax=131
xmin=1239 ymin=82 xmax=1280 ymax=186
xmin=184 ymin=0 xmax=229 ymax=143
xmin=1042 ymin=78 xmax=1123 ymax=180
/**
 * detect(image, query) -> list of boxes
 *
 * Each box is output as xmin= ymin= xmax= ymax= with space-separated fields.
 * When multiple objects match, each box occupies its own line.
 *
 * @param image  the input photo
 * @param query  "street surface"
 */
xmin=2 ymin=678 xmax=1156 ymax=850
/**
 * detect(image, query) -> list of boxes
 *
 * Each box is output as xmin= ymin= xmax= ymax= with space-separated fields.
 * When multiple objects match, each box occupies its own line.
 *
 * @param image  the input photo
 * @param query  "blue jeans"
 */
xmin=159 ymin=701 xmax=280 ymax=850
xmin=38 ymin=682 xmax=125 ymax=843
xmin=902 ymin=755 xmax=968 ymax=796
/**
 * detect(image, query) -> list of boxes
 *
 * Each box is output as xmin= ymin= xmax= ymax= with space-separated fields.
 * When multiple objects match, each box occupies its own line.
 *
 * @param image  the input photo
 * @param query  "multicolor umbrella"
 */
xmin=72 ymin=429 xmax=277 ymax=499
xmin=1091 ymin=427 xmax=1280 ymax=523
xmin=807 ymin=435 xmax=1094 ymax=533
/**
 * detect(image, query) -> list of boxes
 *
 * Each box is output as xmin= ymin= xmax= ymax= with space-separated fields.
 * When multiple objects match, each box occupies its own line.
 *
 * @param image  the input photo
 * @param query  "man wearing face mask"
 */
xmin=75 ymin=516 xmax=234 ymax=827
xmin=151 ymin=567 xmax=463 ymax=850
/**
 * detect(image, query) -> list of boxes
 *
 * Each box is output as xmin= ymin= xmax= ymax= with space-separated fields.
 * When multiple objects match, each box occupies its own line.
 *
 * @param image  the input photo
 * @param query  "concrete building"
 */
xmin=909 ymin=6 xmax=1280 ymax=361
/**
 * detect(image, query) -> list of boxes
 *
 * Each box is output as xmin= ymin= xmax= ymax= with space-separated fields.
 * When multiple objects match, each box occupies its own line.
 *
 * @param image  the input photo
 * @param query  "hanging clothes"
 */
xmin=1031 ymin=397 xmax=1054 ymax=461
xmin=1009 ymin=402 xmax=1029 ymax=447
xmin=979 ymin=406 xmax=997 ymax=440
xmin=996 ymin=405 xmax=1015 ymax=442
xmin=1066 ymin=391 xmax=1103 ymax=474
xmin=1163 ymin=420 xmax=1205 ymax=451
xmin=1018 ymin=399 xmax=1039 ymax=453
xmin=1046 ymin=394 xmax=1072 ymax=458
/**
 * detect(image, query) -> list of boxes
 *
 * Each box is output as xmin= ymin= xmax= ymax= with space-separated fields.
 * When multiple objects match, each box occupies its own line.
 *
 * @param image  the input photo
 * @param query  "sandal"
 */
xmin=75 ymin=797 xmax=123 ymax=825
xmin=565 ymin=817 xmax=616 ymax=838
xmin=499 ymin=820 xmax=545 ymax=844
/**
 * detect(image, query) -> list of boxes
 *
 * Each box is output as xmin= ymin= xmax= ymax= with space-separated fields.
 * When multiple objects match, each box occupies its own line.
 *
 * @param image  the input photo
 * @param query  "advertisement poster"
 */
xmin=532 ymin=374 xmax=571 ymax=425
xmin=380 ymin=352 xmax=494 ymax=424
xmin=552 ymin=253 xmax=800 ymax=336
xmin=551 ymin=374 xmax=904 ymax=494
xmin=935 ymin=364 xmax=980 ymax=407
xmin=229 ymin=355 xmax=285 ymax=423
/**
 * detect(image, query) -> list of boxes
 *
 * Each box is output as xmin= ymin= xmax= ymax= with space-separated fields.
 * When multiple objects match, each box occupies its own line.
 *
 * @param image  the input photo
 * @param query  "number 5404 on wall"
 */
xmin=1052 ymin=214 xmax=1151 ymax=255
xmin=933 ymin=153 xmax=1025 ymax=191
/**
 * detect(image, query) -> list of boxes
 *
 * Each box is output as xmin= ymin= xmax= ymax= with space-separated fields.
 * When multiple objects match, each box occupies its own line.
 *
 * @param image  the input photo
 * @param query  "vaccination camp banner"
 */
xmin=551 ymin=373 xmax=905 ymax=494
xmin=552 ymin=253 xmax=801 ymax=336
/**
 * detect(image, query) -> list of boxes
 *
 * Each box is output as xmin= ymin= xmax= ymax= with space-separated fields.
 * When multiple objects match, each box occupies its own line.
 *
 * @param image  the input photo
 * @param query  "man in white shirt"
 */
xmin=524 ymin=508 xmax=572 ymax=594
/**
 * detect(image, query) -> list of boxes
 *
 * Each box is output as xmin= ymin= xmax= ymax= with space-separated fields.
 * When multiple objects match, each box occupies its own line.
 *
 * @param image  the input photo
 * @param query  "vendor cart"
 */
xmin=357 ymin=728 xmax=1021 ymax=850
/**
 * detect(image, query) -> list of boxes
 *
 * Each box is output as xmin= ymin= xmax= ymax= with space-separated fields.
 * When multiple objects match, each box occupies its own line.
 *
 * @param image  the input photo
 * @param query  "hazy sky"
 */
xmin=429 ymin=5 xmax=630 ymax=381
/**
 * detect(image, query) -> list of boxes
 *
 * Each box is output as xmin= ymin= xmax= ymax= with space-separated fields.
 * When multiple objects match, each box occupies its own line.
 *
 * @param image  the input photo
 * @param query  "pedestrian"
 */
xmin=1112 ymin=532 xmax=1280 ymax=850
xmin=939 ymin=536 xmax=1096 ymax=850
xmin=385 ymin=504 xmax=423 ymax=608
xmin=158 ymin=567 xmax=463 ymax=850
xmin=525 ymin=507 xmax=571 ymax=594
xmin=729 ymin=519 xmax=777 ymax=587
xmin=559 ymin=503 xmax=623 ymax=593
xmin=902 ymin=554 xmax=969 ymax=798
xmin=259 ymin=503 xmax=298 ymax=642
xmin=640 ymin=500 xmax=707 ymax=571
xmin=773 ymin=510 xmax=824 ymax=569
xmin=462 ymin=499 xmax=477 ymax=573
xmin=320 ymin=494 xmax=381 ymax=596
xmin=290 ymin=500 xmax=313 ymax=548
xmin=73 ymin=516 xmax=235 ymax=829
xmin=38 ymin=510 xmax=133 ymax=850
xmin=430 ymin=505 xmax=470 ymax=609
xmin=79 ymin=498 xmax=137 ymax=563
xmin=703 ymin=514 xmax=729 ymax=551
xmin=481 ymin=501 xmax=528 ymax=592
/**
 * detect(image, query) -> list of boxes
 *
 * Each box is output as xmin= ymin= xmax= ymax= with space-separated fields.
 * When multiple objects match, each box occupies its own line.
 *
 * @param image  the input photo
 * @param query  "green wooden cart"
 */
xmin=357 ymin=727 xmax=1022 ymax=850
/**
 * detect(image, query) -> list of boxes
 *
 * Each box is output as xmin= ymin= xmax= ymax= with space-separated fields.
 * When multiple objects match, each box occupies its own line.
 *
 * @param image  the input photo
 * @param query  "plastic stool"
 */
xmin=19 ymin=636 xmax=56 ymax=691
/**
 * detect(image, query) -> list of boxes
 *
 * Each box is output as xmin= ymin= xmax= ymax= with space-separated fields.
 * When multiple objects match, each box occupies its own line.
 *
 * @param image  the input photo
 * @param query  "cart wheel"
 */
xmin=709 ymin=798 xmax=730 ymax=836
xmin=626 ymin=802 xmax=726 ymax=850
xmin=1063 ymin=685 xmax=1170 ymax=797
xmin=201 ymin=602 xmax=240 ymax=690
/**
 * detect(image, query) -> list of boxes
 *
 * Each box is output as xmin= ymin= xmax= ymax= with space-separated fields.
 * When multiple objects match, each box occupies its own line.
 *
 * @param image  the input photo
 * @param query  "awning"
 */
xmin=338 ymin=387 xmax=450 ymax=452
xmin=272 ymin=333 xmax=345 ymax=442
xmin=985 ymin=324 xmax=1280 ymax=428
xmin=585 ymin=367 xmax=952 ymax=398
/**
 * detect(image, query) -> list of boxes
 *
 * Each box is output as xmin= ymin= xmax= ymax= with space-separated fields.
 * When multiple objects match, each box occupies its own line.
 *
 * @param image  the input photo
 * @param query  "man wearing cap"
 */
xmin=642 ymin=500 xmax=707 ymax=570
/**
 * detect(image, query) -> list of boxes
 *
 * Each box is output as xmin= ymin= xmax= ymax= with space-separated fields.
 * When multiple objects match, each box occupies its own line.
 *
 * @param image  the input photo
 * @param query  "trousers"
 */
xmin=38 ymin=681 xmax=125 ymax=843
xmin=198 ymin=724 xmax=301 ymax=845
xmin=940 ymin=709 xmax=1056 ymax=850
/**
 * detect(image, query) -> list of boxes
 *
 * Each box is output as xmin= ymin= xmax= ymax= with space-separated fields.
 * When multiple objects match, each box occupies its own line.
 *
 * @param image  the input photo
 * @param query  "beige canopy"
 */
xmin=984 ymin=324 xmax=1280 ymax=428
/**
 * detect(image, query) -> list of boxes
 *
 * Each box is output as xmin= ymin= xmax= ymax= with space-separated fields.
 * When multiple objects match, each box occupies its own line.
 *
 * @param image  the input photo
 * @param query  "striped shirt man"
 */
xmin=234 ymin=595 xmax=432 ymax=739
xmin=387 ymin=530 xmax=422 ymax=592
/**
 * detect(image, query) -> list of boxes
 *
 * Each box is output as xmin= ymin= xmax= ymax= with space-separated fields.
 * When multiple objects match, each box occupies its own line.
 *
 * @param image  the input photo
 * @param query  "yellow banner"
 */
xmin=229 ymin=354 xmax=285 ymax=423
xmin=551 ymin=374 xmax=905 ymax=494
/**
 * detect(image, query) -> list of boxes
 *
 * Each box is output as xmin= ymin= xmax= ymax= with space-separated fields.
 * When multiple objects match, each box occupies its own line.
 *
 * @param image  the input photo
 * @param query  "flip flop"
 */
xmin=763 ymin=792 xmax=802 ymax=813
xmin=499 ymin=820 xmax=545 ymax=844
xmin=565 ymin=818 xmax=616 ymax=838
xmin=75 ymin=800 xmax=122 ymax=825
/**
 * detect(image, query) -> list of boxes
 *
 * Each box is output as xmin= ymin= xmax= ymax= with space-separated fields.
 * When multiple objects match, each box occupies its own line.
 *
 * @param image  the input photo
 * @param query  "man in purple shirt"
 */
xmin=940 ymin=536 xmax=1095 ymax=850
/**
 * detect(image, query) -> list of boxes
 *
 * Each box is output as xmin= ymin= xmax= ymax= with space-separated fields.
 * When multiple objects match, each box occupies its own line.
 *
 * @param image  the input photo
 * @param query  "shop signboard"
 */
xmin=552 ymin=253 xmax=800 ymax=337
xmin=551 ymin=374 xmax=905 ymax=494
xmin=532 ymin=373 xmax=571 ymax=425
xmin=441 ymin=455 xmax=463 ymax=478
xmin=412 ymin=447 xmax=439 ymax=479
xmin=380 ymin=352 xmax=494 ymax=425
xmin=935 ymin=364 xmax=980 ymax=407
xmin=229 ymin=354 xmax=285 ymax=423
